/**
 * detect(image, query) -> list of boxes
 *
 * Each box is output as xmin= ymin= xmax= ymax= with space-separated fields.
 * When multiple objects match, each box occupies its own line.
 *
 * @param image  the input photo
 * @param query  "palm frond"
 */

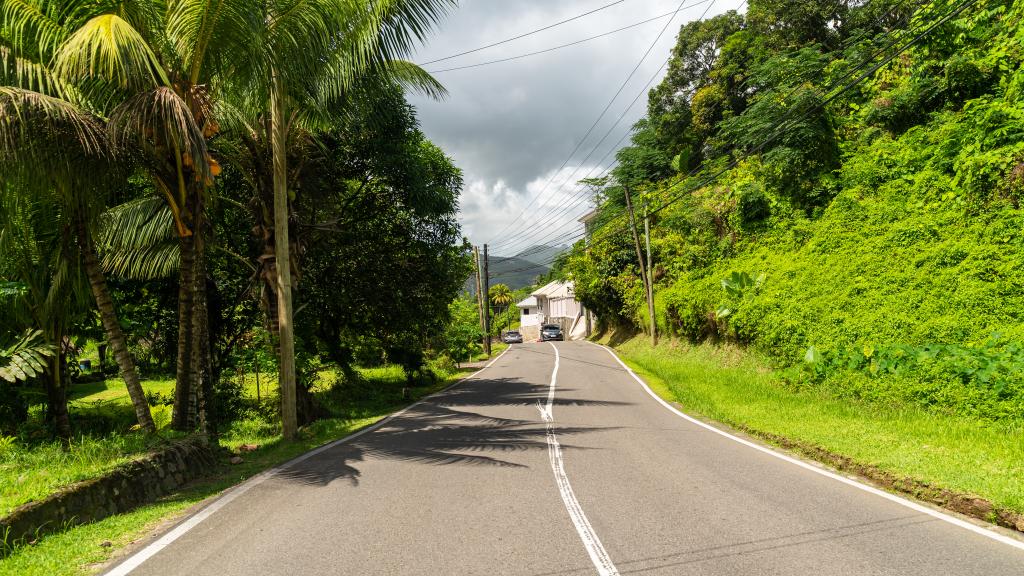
xmin=370 ymin=59 xmax=445 ymax=99
xmin=0 ymin=44 xmax=73 ymax=98
xmin=0 ymin=86 xmax=106 ymax=166
xmin=371 ymin=0 xmax=456 ymax=60
xmin=99 ymin=195 xmax=175 ymax=252
xmin=102 ymin=241 xmax=180 ymax=280
xmin=54 ymin=13 xmax=170 ymax=89
xmin=0 ymin=0 xmax=69 ymax=60
xmin=0 ymin=329 xmax=55 ymax=384
xmin=168 ymin=0 xmax=250 ymax=84
xmin=97 ymin=196 xmax=179 ymax=280
xmin=108 ymin=86 xmax=212 ymax=181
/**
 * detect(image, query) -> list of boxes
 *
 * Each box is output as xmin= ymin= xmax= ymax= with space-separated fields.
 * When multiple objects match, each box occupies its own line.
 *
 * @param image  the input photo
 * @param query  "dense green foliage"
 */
xmin=566 ymin=0 xmax=1024 ymax=421
xmin=0 ymin=1 xmax=468 ymax=446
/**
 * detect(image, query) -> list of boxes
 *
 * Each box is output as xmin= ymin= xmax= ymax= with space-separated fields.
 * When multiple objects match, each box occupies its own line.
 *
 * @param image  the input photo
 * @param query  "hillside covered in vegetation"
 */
xmin=565 ymin=0 xmax=1024 ymax=422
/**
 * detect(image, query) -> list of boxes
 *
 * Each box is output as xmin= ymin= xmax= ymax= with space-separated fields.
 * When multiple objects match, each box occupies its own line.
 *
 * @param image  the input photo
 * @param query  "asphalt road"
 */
xmin=109 ymin=341 xmax=1024 ymax=575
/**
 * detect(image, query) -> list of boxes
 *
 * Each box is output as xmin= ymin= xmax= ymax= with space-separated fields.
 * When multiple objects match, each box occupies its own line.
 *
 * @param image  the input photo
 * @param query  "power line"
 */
xmin=493 ymin=0 xmax=724 ymax=254
xmin=483 ymin=0 xmax=714 ymax=247
xmin=427 ymin=10 xmax=682 ymax=74
xmin=490 ymin=0 xmax=921 ymax=262
xmin=419 ymin=0 xmax=631 ymax=66
xmin=575 ymin=0 xmax=981 ymax=263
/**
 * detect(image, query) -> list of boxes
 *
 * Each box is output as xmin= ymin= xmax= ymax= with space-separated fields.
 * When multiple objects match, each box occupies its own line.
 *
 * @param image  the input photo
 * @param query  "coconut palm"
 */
xmin=221 ymin=0 xmax=454 ymax=438
xmin=489 ymin=283 xmax=514 ymax=332
xmin=1 ymin=0 xmax=245 ymax=434
xmin=0 ymin=180 xmax=94 ymax=440
xmin=0 ymin=79 xmax=158 ymax=432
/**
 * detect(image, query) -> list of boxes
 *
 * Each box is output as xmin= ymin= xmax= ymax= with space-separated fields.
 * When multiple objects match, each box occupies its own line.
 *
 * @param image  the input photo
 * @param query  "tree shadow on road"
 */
xmin=275 ymin=377 xmax=617 ymax=487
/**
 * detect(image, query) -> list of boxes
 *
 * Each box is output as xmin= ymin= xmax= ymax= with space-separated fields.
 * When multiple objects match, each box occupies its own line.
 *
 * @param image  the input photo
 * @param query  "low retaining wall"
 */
xmin=1 ymin=436 xmax=218 ymax=549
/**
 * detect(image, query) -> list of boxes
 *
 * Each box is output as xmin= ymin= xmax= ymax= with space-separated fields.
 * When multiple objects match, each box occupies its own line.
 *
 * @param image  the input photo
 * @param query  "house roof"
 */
xmin=532 ymin=281 xmax=575 ymax=299
xmin=516 ymin=296 xmax=538 ymax=308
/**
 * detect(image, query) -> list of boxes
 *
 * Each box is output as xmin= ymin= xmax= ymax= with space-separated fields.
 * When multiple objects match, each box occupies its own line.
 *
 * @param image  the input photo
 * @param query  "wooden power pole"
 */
xmin=473 ymin=246 xmax=486 ymax=348
xmin=644 ymin=208 xmax=656 ymax=344
xmin=482 ymin=244 xmax=492 ymax=357
xmin=624 ymin=185 xmax=657 ymax=345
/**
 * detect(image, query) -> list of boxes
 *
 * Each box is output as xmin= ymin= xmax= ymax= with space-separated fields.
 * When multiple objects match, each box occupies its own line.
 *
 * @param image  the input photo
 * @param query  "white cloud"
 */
xmin=409 ymin=0 xmax=740 ymax=248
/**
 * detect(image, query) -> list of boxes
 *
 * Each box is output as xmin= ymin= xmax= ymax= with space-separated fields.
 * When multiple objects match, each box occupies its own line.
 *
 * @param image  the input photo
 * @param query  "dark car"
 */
xmin=502 ymin=331 xmax=523 ymax=344
xmin=540 ymin=324 xmax=564 ymax=342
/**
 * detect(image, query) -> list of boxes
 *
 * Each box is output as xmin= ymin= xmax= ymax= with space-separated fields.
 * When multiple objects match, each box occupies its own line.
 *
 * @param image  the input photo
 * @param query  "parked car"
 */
xmin=540 ymin=324 xmax=564 ymax=342
xmin=502 ymin=331 xmax=523 ymax=344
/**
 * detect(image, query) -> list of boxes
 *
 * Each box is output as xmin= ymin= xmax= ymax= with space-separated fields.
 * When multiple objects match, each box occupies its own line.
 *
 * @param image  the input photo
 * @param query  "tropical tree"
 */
xmin=221 ymin=0 xmax=455 ymax=438
xmin=0 ymin=80 xmax=157 ymax=432
xmin=0 ymin=0 xmax=242 ymax=434
xmin=488 ymin=283 xmax=513 ymax=332
xmin=0 ymin=181 xmax=95 ymax=440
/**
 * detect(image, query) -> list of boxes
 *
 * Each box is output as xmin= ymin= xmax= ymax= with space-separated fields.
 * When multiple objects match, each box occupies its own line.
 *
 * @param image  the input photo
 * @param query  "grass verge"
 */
xmin=611 ymin=337 xmax=1024 ymax=525
xmin=0 ymin=363 xmax=485 ymax=576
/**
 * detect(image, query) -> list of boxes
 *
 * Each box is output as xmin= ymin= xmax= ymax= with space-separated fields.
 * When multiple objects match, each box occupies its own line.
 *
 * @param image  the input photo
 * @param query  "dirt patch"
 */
xmin=732 ymin=424 xmax=1024 ymax=534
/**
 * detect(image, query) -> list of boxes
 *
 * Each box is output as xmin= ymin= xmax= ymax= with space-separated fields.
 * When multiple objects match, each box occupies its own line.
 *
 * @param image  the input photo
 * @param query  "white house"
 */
xmin=515 ymin=281 xmax=586 ymax=341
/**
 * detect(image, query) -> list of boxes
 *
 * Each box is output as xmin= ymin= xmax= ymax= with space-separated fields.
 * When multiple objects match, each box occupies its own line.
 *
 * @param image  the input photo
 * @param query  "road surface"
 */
xmin=109 ymin=341 xmax=1024 ymax=575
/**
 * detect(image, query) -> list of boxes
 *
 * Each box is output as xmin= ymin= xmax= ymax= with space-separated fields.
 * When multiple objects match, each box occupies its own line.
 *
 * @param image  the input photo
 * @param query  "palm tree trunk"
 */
xmin=45 ymin=330 xmax=72 ymax=441
xmin=75 ymin=218 xmax=155 ymax=432
xmin=190 ymin=205 xmax=215 ymax=440
xmin=172 ymin=233 xmax=195 ymax=430
xmin=271 ymin=71 xmax=298 ymax=440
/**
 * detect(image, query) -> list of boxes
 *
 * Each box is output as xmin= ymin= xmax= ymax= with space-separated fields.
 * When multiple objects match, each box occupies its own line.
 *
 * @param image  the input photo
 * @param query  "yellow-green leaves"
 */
xmin=54 ymin=14 xmax=170 ymax=89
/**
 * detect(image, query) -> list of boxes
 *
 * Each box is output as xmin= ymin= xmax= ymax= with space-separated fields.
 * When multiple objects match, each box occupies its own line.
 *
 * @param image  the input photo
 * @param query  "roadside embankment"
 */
xmin=611 ymin=336 xmax=1024 ymax=532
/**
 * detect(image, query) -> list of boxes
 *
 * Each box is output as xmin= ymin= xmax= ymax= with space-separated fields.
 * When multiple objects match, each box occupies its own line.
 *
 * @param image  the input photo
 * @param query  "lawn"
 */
xmin=612 ymin=337 xmax=1024 ymax=518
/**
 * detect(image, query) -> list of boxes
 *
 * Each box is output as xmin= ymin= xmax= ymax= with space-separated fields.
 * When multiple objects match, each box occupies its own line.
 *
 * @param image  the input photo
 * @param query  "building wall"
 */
xmin=519 ymin=310 xmax=543 ymax=327
xmin=547 ymin=296 xmax=581 ymax=320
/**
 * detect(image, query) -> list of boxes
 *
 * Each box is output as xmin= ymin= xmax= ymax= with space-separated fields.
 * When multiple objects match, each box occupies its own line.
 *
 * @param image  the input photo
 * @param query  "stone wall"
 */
xmin=1 ymin=436 xmax=218 ymax=549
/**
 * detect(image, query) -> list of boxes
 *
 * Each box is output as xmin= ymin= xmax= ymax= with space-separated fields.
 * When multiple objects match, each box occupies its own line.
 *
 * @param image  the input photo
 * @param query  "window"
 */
xmin=522 ymin=308 xmax=530 ymax=315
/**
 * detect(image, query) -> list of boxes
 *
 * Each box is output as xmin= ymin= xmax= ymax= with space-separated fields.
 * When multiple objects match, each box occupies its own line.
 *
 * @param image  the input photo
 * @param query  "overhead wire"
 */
xmin=485 ymin=0 xmax=717 ymax=251
xmin=419 ymin=0 xmax=631 ymax=66
xmin=427 ymin=10 xmax=683 ymax=74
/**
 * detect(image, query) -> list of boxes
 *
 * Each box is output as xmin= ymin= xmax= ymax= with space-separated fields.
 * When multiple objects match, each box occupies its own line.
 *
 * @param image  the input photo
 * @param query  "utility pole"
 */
xmin=482 ymin=244 xmax=492 ymax=357
xmin=473 ymin=246 xmax=486 ymax=349
xmin=624 ymin=185 xmax=657 ymax=346
xmin=644 ymin=207 xmax=657 ymax=345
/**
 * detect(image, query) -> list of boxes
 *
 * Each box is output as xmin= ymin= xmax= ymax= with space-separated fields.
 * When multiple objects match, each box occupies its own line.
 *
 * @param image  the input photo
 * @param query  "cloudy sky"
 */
xmin=407 ymin=0 xmax=741 ymax=256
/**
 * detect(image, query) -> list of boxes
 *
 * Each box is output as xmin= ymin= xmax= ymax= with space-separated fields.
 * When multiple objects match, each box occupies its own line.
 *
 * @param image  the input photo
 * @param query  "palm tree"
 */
xmin=0 ymin=181 xmax=94 ymax=440
xmin=0 ymin=82 xmax=157 ymax=432
xmin=3 ymin=0 xmax=239 ymax=434
xmin=489 ymin=283 xmax=514 ymax=332
xmin=224 ymin=0 xmax=455 ymax=438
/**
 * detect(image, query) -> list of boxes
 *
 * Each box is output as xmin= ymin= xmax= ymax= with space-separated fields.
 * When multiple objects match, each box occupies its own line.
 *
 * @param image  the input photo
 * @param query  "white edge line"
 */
xmin=104 ymin=346 xmax=513 ymax=576
xmin=543 ymin=343 xmax=620 ymax=576
xmin=592 ymin=342 xmax=1024 ymax=552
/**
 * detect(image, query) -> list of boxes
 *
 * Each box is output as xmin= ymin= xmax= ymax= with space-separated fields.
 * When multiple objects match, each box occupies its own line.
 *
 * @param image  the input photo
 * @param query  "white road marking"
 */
xmin=540 ymin=343 xmax=620 ymax=576
xmin=104 ymin=346 xmax=513 ymax=576
xmin=594 ymin=343 xmax=1024 ymax=552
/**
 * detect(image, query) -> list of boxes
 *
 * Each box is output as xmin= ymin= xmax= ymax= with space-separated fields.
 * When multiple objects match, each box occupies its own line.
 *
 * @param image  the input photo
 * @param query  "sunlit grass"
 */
xmin=1 ymin=363 xmax=484 ymax=575
xmin=614 ymin=337 xmax=1024 ymax=515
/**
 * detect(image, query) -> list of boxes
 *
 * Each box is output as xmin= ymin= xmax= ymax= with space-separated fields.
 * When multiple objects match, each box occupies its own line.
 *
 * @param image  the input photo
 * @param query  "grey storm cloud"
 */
xmin=407 ymin=0 xmax=739 ymax=254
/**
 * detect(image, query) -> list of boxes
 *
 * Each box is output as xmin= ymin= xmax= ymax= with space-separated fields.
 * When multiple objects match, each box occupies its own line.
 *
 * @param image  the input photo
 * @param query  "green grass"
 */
xmin=1 ymin=377 xmax=182 ymax=518
xmin=0 ymin=363 xmax=482 ymax=575
xmin=0 ymin=433 xmax=185 ymax=518
xmin=613 ymin=336 xmax=1024 ymax=516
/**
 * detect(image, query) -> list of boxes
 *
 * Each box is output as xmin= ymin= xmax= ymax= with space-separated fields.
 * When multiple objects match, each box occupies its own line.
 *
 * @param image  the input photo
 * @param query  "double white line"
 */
xmin=539 ymin=342 xmax=620 ymax=576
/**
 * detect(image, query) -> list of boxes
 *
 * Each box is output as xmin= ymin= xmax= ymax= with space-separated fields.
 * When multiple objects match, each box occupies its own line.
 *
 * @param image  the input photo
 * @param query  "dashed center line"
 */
xmin=539 ymin=342 xmax=620 ymax=576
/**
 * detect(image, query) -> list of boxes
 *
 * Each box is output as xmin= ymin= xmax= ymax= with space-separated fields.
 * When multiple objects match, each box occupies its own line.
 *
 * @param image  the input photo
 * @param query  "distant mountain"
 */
xmin=513 ymin=245 xmax=567 ymax=266
xmin=463 ymin=244 xmax=569 ymax=293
